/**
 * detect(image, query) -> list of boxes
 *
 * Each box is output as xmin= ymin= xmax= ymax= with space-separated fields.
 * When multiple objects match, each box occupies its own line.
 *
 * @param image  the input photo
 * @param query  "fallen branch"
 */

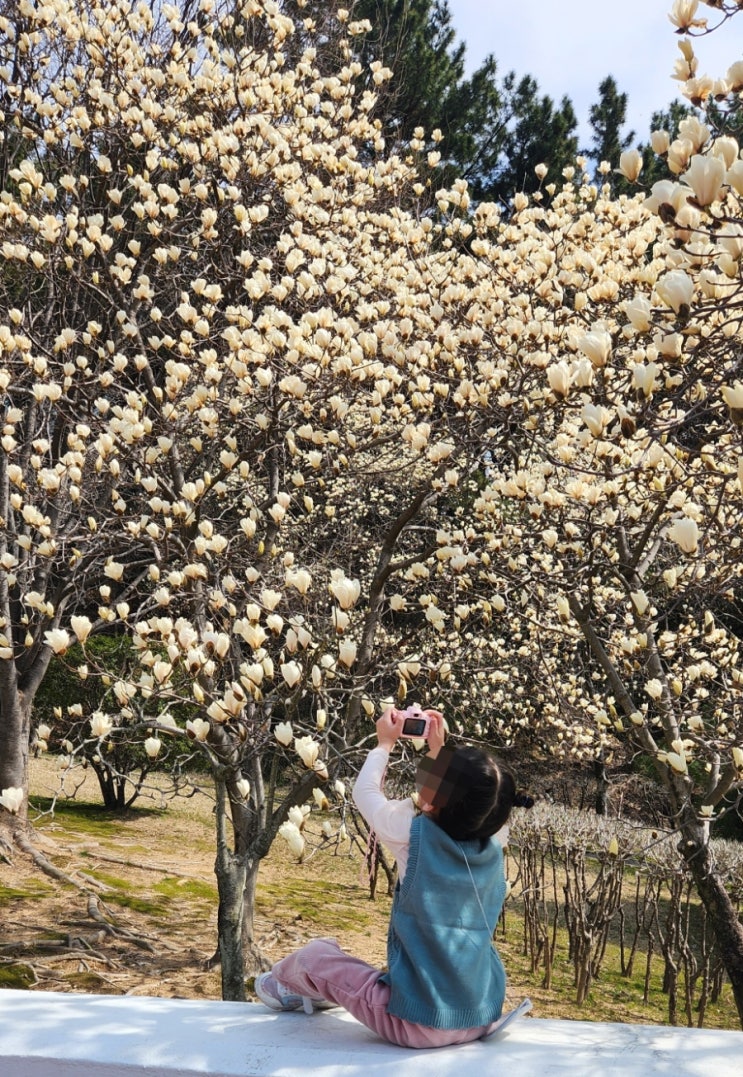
xmin=87 ymin=894 xmax=156 ymax=952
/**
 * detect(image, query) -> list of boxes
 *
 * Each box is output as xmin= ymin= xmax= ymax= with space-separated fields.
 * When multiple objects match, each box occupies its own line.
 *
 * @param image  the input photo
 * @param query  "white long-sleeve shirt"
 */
xmin=353 ymin=746 xmax=511 ymax=882
xmin=352 ymin=746 xmax=416 ymax=880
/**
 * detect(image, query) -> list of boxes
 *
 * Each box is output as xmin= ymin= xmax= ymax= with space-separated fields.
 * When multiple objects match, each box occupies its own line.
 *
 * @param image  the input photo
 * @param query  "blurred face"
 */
xmin=415 ymin=747 xmax=465 ymax=811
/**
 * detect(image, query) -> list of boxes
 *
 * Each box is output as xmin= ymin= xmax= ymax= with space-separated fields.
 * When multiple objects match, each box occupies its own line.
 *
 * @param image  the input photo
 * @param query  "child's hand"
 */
xmin=424 ymin=710 xmax=447 ymax=758
xmin=375 ymin=707 xmax=403 ymax=751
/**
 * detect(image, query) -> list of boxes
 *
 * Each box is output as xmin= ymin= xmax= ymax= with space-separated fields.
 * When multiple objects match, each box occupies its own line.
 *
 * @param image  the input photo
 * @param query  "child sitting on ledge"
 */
xmin=255 ymin=706 xmax=532 ymax=1049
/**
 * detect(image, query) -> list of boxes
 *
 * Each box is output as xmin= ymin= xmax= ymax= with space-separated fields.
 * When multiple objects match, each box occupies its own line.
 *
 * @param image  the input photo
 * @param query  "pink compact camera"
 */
xmin=399 ymin=705 xmax=431 ymax=740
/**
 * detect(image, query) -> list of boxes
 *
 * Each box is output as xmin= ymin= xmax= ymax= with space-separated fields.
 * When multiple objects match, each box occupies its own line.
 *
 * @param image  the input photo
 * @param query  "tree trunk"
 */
xmin=213 ymin=774 xmax=247 ymax=1002
xmin=242 ymin=857 xmax=270 ymax=976
xmin=678 ymin=813 xmax=743 ymax=1028
xmin=0 ymin=675 xmax=31 ymax=849
xmin=593 ymin=754 xmax=608 ymax=816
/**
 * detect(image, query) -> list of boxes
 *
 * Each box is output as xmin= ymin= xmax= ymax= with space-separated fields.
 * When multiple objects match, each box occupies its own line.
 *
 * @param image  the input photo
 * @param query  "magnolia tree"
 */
xmin=408 ymin=0 xmax=743 ymax=1022
xmin=0 ymin=0 xmax=542 ymax=997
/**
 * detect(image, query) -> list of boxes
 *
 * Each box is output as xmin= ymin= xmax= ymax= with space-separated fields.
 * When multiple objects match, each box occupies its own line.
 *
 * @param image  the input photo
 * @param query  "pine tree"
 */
xmin=586 ymin=75 xmax=635 ymax=186
xmin=347 ymin=1 xmax=580 ymax=205
xmin=349 ymin=0 xmax=504 ymax=191
xmin=482 ymin=74 xmax=579 ymax=204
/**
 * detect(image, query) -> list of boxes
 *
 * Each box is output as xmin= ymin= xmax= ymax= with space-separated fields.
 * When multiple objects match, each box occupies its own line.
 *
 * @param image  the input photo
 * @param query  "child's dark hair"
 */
xmin=433 ymin=746 xmax=532 ymax=842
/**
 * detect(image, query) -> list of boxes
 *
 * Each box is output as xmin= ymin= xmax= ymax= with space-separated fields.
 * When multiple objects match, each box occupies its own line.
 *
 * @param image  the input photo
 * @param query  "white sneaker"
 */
xmin=254 ymin=972 xmax=335 ymax=1014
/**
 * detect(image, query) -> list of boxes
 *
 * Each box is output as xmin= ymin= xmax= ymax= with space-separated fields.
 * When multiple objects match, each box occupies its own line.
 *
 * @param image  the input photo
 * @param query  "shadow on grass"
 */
xmin=29 ymin=795 xmax=164 ymax=839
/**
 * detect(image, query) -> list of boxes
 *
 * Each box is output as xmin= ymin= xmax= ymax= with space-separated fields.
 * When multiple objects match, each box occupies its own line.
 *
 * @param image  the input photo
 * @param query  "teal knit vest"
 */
xmin=380 ymin=813 xmax=507 ymax=1029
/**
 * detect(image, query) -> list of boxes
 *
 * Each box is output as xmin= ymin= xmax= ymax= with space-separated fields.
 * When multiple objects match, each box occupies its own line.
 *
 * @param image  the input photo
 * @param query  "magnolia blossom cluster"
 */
xmin=668 ymin=1 xmax=743 ymax=106
xmin=277 ymin=779 xmax=349 ymax=859
xmin=1 ymin=0 xmax=743 ymax=849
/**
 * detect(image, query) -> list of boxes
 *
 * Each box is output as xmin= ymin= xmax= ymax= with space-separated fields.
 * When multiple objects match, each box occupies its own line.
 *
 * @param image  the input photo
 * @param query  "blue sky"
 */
xmin=446 ymin=1 xmax=742 ymax=147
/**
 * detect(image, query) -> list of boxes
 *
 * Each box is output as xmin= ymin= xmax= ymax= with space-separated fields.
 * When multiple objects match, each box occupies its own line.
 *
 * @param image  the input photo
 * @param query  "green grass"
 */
xmin=29 ymin=796 xmax=163 ymax=839
xmin=154 ymin=877 xmax=217 ymax=902
xmin=0 ymin=881 xmax=55 ymax=904
xmin=257 ymin=876 xmax=382 ymax=933
xmin=0 ymin=964 xmax=36 ymax=988
xmin=102 ymin=891 xmax=169 ymax=916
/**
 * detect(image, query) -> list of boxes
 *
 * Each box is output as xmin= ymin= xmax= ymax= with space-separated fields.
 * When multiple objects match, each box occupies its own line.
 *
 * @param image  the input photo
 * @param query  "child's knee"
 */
xmin=298 ymin=937 xmax=341 ymax=966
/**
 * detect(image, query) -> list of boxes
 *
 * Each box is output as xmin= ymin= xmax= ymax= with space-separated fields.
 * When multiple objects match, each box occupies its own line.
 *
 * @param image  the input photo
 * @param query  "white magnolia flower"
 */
xmin=329 ymin=571 xmax=361 ymax=609
xmin=44 ymin=628 xmax=70 ymax=655
xmin=313 ymin=788 xmax=330 ymax=810
xmin=294 ymin=735 xmax=321 ymax=769
xmin=669 ymin=1 xmax=706 ymax=33
xmin=668 ymin=517 xmax=699 ymax=554
xmin=666 ymin=751 xmax=688 ymax=775
xmin=624 ymin=295 xmax=652 ymax=333
xmin=424 ymin=605 xmax=446 ymax=629
xmin=556 ymin=595 xmax=570 ymax=621
xmin=285 ymin=567 xmax=312 ymax=594
xmin=338 ymin=639 xmax=357 ymax=667
xmin=682 ymin=154 xmax=725 ymax=206
xmin=581 ymin=404 xmax=610 ymax=437
xmin=260 ymin=588 xmax=282 ymax=611
xmin=618 ymin=149 xmax=642 ymax=183
xmin=281 ymin=661 xmax=302 ymax=688
xmin=274 ymin=721 xmax=293 ymax=746
xmin=722 ymin=381 xmax=743 ymax=412
xmin=578 ymin=326 xmax=612 ymax=368
xmin=656 ymin=269 xmax=694 ymax=313
xmin=144 ymin=736 xmax=161 ymax=759
xmin=631 ymin=591 xmax=650 ymax=616
xmin=236 ymin=778 xmax=251 ymax=799
xmin=651 ymin=129 xmax=671 ymax=155
xmin=70 ymin=616 xmax=93 ymax=643
xmin=278 ymin=820 xmax=305 ymax=858
xmin=90 ymin=711 xmax=113 ymax=738
xmin=0 ymin=787 xmax=23 ymax=813
xmin=288 ymin=804 xmax=309 ymax=828
xmin=186 ymin=717 xmax=210 ymax=741
xmin=645 ymin=679 xmax=664 ymax=701
xmin=632 ymin=362 xmax=660 ymax=396
xmin=546 ymin=361 xmax=571 ymax=397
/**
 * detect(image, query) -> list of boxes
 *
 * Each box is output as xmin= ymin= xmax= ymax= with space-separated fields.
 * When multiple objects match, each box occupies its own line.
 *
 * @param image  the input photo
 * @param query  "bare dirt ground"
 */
xmin=1 ymin=758 xmax=393 ymax=1002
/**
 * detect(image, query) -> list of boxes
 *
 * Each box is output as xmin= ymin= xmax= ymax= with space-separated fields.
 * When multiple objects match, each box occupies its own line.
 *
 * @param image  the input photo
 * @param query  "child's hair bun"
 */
xmin=513 ymin=792 xmax=534 ymax=809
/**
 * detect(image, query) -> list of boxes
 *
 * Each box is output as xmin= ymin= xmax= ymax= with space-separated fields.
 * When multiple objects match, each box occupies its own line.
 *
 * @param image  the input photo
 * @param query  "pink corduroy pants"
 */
xmin=271 ymin=937 xmax=499 ymax=1049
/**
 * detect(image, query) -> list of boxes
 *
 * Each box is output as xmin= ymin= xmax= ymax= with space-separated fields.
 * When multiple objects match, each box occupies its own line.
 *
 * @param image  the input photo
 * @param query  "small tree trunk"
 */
xmin=213 ymin=774 xmax=247 ymax=1002
xmin=594 ymin=754 xmax=608 ymax=816
xmin=241 ymin=858 xmax=270 ymax=976
xmin=0 ymin=678 xmax=31 ymax=853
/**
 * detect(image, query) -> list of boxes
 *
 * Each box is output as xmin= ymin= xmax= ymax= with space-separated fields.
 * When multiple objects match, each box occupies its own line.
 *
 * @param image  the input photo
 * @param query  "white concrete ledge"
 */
xmin=0 ymin=989 xmax=742 ymax=1076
